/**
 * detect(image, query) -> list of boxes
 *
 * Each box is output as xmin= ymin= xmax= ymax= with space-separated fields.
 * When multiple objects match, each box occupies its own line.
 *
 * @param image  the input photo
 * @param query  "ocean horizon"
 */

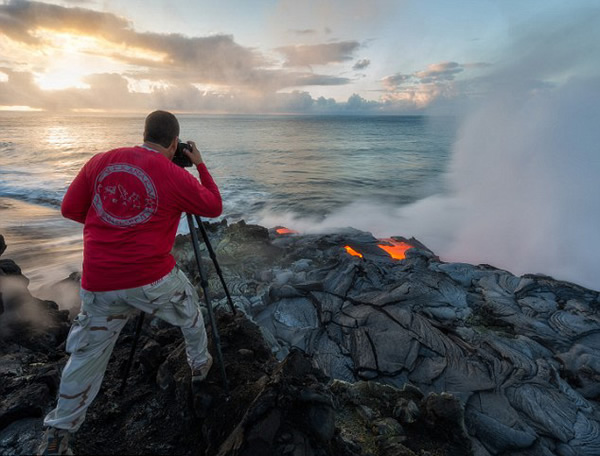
xmin=0 ymin=113 xmax=457 ymax=289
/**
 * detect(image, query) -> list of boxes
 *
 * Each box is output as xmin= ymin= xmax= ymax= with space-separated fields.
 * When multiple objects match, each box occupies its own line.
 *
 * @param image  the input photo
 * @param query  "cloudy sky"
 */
xmin=0 ymin=0 xmax=597 ymax=114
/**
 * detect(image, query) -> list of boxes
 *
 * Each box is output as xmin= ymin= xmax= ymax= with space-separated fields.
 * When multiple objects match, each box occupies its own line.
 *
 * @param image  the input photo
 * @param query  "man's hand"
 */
xmin=183 ymin=140 xmax=204 ymax=166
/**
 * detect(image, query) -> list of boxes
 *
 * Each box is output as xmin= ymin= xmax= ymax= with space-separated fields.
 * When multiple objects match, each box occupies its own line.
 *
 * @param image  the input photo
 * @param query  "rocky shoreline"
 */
xmin=1 ymin=222 xmax=599 ymax=455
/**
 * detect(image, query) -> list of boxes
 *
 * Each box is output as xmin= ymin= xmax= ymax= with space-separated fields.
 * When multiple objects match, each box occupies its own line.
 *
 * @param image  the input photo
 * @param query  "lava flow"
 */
xmin=344 ymin=246 xmax=363 ymax=258
xmin=377 ymin=238 xmax=413 ymax=260
xmin=276 ymin=227 xmax=299 ymax=235
xmin=275 ymin=225 xmax=412 ymax=261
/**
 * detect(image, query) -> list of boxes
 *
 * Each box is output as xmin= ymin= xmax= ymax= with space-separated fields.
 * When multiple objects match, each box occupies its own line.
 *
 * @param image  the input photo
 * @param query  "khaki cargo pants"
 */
xmin=43 ymin=266 xmax=209 ymax=432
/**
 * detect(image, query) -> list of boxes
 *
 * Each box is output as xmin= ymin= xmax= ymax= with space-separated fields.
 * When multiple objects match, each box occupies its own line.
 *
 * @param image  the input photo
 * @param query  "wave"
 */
xmin=0 ymin=189 xmax=63 ymax=209
xmin=0 ymin=169 xmax=30 ymax=175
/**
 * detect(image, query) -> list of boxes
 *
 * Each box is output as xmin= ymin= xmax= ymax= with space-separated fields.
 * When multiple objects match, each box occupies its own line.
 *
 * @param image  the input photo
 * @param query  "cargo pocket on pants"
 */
xmin=66 ymin=313 xmax=91 ymax=354
xmin=170 ymin=278 xmax=201 ymax=329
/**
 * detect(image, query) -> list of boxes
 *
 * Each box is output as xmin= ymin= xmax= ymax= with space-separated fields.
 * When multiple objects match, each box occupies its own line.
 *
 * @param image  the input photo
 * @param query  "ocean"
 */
xmin=0 ymin=113 xmax=457 ymax=288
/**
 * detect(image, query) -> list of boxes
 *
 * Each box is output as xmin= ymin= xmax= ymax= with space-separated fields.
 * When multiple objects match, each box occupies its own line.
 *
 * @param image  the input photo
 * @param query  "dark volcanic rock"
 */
xmin=217 ymin=350 xmax=339 ymax=456
xmin=173 ymin=221 xmax=600 ymax=456
xmin=0 ymin=259 xmax=21 ymax=276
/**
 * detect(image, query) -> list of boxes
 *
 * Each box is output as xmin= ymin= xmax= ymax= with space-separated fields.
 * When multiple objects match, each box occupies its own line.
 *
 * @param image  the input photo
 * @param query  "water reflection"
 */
xmin=0 ymin=197 xmax=83 ymax=288
xmin=44 ymin=125 xmax=76 ymax=148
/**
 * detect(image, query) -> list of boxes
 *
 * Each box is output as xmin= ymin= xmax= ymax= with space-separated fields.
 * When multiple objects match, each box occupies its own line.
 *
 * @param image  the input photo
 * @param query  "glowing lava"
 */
xmin=276 ymin=227 xmax=299 ymax=235
xmin=344 ymin=246 xmax=363 ymax=258
xmin=377 ymin=238 xmax=413 ymax=260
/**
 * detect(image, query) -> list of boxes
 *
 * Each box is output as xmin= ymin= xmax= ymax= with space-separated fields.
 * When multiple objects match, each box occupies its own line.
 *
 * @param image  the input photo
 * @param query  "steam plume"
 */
xmin=258 ymin=10 xmax=600 ymax=290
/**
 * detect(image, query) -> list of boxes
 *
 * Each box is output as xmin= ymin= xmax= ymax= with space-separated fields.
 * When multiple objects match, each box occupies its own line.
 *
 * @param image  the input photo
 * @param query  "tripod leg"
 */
xmin=187 ymin=213 xmax=230 ymax=395
xmin=194 ymin=215 xmax=236 ymax=315
xmin=120 ymin=312 xmax=145 ymax=395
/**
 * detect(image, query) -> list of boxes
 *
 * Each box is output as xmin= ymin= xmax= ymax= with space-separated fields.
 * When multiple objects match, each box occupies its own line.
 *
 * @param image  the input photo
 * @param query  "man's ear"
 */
xmin=170 ymin=137 xmax=179 ymax=151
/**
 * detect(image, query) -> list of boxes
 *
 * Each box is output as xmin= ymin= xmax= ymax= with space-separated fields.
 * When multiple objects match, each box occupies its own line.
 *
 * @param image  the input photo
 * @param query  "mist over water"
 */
xmin=259 ymin=12 xmax=600 ymax=290
xmin=419 ymin=76 xmax=600 ymax=289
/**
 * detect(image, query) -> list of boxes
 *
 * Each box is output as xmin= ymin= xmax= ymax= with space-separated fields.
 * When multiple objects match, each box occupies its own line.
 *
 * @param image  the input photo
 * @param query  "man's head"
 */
xmin=143 ymin=110 xmax=179 ymax=153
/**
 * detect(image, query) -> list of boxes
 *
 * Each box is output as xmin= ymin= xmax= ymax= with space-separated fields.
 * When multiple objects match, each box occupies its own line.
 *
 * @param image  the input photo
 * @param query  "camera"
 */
xmin=172 ymin=141 xmax=193 ymax=168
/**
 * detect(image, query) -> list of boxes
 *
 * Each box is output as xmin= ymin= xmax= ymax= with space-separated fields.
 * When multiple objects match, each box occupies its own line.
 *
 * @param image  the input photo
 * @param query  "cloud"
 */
xmin=345 ymin=93 xmax=380 ymax=112
xmin=353 ymin=59 xmax=370 ymax=70
xmin=381 ymin=73 xmax=412 ymax=89
xmin=0 ymin=69 xmax=44 ymax=107
xmin=0 ymin=64 xmax=440 ymax=115
xmin=0 ymin=69 xmax=148 ymax=110
xmin=0 ymin=1 xmax=270 ymax=85
xmin=290 ymin=29 xmax=317 ymax=35
xmin=0 ymin=0 xmax=358 ymax=99
xmin=288 ymin=73 xmax=351 ymax=87
xmin=380 ymin=61 xmax=491 ymax=110
xmin=414 ymin=61 xmax=463 ymax=83
xmin=0 ymin=0 xmax=131 ymax=45
xmin=276 ymin=41 xmax=360 ymax=67
xmin=0 ymin=1 xmax=485 ymax=114
xmin=384 ymin=61 xmax=465 ymax=88
xmin=0 ymin=66 xmax=363 ymax=114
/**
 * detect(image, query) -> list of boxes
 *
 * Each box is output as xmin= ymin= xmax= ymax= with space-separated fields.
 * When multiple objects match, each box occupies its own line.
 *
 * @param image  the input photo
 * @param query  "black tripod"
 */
xmin=120 ymin=215 xmax=235 ymax=395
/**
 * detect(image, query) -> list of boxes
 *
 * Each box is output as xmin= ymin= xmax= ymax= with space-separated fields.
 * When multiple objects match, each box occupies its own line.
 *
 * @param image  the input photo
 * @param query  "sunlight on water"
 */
xmin=44 ymin=125 xmax=76 ymax=148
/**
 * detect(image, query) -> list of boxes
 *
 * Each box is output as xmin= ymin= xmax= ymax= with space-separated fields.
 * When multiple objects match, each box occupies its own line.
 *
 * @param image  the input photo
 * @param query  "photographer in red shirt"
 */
xmin=39 ymin=110 xmax=221 ymax=455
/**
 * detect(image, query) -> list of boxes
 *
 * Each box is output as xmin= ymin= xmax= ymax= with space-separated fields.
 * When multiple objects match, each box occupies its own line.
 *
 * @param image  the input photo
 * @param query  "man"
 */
xmin=38 ymin=110 xmax=222 ymax=455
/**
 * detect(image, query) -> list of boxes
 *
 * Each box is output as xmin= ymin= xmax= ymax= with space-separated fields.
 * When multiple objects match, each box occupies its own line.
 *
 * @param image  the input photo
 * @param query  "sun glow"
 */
xmin=35 ymin=70 xmax=91 ymax=91
xmin=0 ymin=105 xmax=43 ymax=112
xmin=35 ymin=29 xmax=166 ymax=63
xmin=38 ymin=30 xmax=100 ymax=54
xmin=28 ymin=29 xmax=168 ymax=91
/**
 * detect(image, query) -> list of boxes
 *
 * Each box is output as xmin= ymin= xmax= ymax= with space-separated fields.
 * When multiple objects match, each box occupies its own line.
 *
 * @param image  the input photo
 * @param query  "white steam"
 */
xmin=258 ymin=11 xmax=600 ymax=291
xmin=430 ymin=76 xmax=600 ymax=289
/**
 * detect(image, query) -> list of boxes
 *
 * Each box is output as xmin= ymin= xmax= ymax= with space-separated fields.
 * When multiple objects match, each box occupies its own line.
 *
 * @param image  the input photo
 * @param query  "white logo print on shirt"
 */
xmin=92 ymin=163 xmax=158 ymax=227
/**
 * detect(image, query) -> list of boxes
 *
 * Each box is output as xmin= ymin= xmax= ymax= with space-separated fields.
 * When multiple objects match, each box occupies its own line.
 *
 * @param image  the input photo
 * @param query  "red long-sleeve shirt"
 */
xmin=61 ymin=145 xmax=222 ymax=291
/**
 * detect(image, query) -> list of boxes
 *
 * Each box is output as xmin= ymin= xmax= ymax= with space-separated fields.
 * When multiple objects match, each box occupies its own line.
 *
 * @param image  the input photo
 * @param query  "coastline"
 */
xmin=0 ymin=197 xmax=83 ymax=292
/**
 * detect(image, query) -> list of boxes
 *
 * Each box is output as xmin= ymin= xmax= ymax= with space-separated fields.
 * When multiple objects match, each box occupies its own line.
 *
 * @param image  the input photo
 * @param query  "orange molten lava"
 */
xmin=276 ymin=227 xmax=299 ymax=235
xmin=377 ymin=238 xmax=413 ymax=260
xmin=344 ymin=246 xmax=363 ymax=258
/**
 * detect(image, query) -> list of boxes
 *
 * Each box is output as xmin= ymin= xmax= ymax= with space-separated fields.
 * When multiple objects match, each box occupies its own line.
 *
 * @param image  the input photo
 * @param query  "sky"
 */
xmin=0 ymin=0 xmax=598 ymax=114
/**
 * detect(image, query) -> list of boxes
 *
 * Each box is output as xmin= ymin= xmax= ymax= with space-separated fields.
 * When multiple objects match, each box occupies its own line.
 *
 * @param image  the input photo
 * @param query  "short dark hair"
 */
xmin=143 ymin=110 xmax=180 ymax=148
